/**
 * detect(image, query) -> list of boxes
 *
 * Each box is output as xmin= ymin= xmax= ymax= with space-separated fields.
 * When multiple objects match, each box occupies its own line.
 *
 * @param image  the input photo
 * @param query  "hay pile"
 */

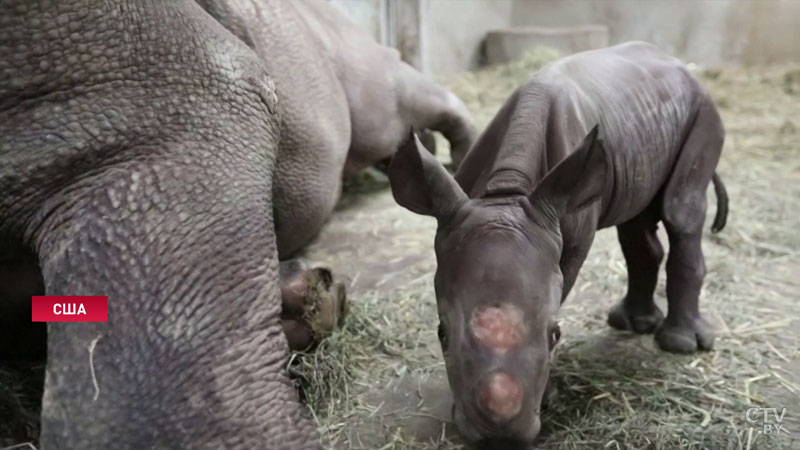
xmin=0 ymin=364 xmax=43 ymax=446
xmin=296 ymin=48 xmax=800 ymax=449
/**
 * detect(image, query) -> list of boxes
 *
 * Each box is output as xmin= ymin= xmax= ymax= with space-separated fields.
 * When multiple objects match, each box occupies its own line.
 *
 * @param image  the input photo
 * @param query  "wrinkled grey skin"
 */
xmin=0 ymin=0 xmax=475 ymax=448
xmin=0 ymin=1 xmax=316 ymax=448
xmin=389 ymin=42 xmax=728 ymax=448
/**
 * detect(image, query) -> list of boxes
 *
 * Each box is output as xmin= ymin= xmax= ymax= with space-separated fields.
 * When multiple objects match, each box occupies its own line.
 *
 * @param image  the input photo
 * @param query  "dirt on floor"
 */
xmin=293 ymin=50 xmax=800 ymax=450
xmin=1 ymin=50 xmax=799 ymax=450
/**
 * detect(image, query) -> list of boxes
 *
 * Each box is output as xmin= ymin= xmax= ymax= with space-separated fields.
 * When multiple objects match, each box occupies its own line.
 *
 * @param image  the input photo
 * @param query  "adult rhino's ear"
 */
xmin=389 ymin=129 xmax=468 ymax=218
xmin=529 ymin=125 xmax=607 ymax=217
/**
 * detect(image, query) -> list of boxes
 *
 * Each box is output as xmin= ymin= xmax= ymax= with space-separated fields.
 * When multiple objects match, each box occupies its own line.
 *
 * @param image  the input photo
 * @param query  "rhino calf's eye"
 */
xmin=549 ymin=324 xmax=561 ymax=350
xmin=438 ymin=323 xmax=449 ymax=351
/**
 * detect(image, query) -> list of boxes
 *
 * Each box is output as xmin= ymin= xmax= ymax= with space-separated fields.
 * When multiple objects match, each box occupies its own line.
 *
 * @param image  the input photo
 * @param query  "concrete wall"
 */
xmin=427 ymin=0 xmax=514 ymax=74
xmin=484 ymin=25 xmax=609 ymax=66
xmin=506 ymin=0 xmax=800 ymax=67
xmin=332 ymin=0 xmax=800 ymax=75
xmin=330 ymin=0 xmax=386 ymax=44
xmin=330 ymin=0 xmax=430 ymax=71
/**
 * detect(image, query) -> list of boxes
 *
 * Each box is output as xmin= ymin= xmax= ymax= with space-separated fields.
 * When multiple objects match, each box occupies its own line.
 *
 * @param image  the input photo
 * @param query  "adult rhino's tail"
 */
xmin=711 ymin=172 xmax=728 ymax=233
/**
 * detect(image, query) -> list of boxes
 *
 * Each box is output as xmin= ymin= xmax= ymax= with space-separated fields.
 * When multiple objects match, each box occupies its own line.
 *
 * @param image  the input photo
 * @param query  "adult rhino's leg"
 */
xmin=267 ymin=64 xmax=351 ymax=349
xmin=280 ymin=260 xmax=346 ymax=351
xmin=33 ymin=163 xmax=322 ymax=450
xmin=345 ymin=58 xmax=476 ymax=175
xmin=655 ymin=97 xmax=724 ymax=353
xmin=607 ymin=207 xmax=665 ymax=334
xmin=394 ymin=62 xmax=478 ymax=169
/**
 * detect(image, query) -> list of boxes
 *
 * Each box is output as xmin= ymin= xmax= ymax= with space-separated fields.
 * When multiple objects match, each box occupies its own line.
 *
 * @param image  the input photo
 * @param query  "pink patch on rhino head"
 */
xmin=470 ymin=304 xmax=526 ymax=352
xmin=478 ymin=371 xmax=523 ymax=420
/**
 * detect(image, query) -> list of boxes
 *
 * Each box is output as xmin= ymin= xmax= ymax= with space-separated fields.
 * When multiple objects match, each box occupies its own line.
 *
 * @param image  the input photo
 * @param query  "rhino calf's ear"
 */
xmin=389 ymin=129 xmax=468 ymax=218
xmin=529 ymin=125 xmax=608 ymax=216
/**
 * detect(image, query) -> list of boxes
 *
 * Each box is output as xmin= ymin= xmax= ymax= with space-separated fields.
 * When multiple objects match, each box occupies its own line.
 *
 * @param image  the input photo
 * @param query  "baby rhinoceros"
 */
xmin=388 ymin=41 xmax=728 ymax=448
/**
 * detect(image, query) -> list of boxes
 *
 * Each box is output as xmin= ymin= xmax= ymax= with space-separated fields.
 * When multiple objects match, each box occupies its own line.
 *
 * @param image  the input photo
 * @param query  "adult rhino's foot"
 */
xmin=607 ymin=297 xmax=664 ymax=334
xmin=654 ymin=315 xmax=714 ymax=353
xmin=280 ymin=259 xmax=347 ymax=351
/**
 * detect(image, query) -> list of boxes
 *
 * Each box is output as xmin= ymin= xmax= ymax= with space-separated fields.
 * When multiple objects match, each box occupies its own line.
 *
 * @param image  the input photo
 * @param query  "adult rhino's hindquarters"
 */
xmin=2 ymin=0 xmax=304 ymax=448
xmin=194 ymin=0 xmax=479 ymax=258
xmin=389 ymin=41 xmax=728 ymax=448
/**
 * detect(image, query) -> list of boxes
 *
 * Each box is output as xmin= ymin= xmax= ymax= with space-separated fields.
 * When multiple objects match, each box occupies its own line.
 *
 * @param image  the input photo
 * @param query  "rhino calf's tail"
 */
xmin=711 ymin=172 xmax=728 ymax=233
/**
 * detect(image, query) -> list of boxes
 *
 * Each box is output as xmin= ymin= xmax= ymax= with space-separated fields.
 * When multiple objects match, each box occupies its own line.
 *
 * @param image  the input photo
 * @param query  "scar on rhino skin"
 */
xmin=470 ymin=304 xmax=526 ymax=352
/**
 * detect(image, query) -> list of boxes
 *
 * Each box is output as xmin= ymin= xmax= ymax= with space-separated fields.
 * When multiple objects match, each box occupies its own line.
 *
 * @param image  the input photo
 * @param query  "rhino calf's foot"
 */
xmin=607 ymin=297 xmax=665 ymax=334
xmin=654 ymin=315 xmax=715 ymax=353
xmin=280 ymin=260 xmax=347 ymax=351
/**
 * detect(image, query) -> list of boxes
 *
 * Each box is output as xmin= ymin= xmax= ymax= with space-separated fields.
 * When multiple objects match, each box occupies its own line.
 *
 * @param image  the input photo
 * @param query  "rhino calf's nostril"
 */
xmin=478 ymin=371 xmax=523 ymax=421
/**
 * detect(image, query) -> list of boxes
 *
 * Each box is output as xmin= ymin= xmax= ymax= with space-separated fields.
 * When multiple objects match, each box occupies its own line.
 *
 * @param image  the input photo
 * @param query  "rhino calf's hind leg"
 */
xmin=607 ymin=208 xmax=665 ymax=334
xmin=280 ymin=260 xmax=347 ymax=351
xmin=656 ymin=226 xmax=715 ymax=353
xmin=655 ymin=98 xmax=724 ymax=353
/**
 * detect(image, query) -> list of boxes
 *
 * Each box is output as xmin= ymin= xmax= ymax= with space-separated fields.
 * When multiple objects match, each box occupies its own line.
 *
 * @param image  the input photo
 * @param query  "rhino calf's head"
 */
xmin=389 ymin=127 xmax=606 ymax=447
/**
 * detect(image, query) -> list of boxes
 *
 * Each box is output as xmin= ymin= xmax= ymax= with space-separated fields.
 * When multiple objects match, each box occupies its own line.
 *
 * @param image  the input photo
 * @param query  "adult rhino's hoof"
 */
xmin=280 ymin=260 xmax=347 ymax=351
xmin=304 ymin=267 xmax=347 ymax=336
xmin=654 ymin=316 xmax=714 ymax=353
xmin=607 ymin=298 xmax=664 ymax=334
